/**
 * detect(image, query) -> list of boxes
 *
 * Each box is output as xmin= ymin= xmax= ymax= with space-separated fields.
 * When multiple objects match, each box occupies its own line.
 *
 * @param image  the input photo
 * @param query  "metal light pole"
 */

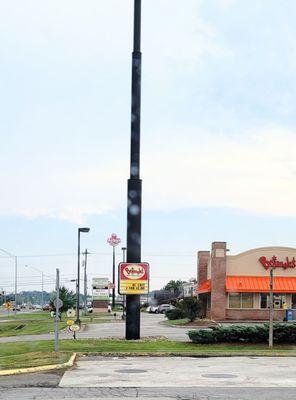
xmin=76 ymin=228 xmax=90 ymax=325
xmin=0 ymin=249 xmax=18 ymax=315
xmin=107 ymin=234 xmax=121 ymax=309
xmin=54 ymin=268 xmax=60 ymax=352
xmin=126 ymin=0 xmax=142 ymax=340
xmin=82 ymin=249 xmax=89 ymax=315
xmin=269 ymin=267 xmax=274 ymax=349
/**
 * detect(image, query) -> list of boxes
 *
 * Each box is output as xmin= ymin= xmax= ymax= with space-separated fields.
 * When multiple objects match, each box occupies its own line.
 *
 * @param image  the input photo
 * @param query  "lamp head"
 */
xmin=79 ymin=227 xmax=90 ymax=233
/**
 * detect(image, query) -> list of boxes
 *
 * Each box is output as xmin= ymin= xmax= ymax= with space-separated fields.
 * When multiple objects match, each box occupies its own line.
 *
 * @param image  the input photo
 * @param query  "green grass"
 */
xmin=0 ymin=352 xmax=69 ymax=370
xmin=0 ymin=321 xmax=67 ymax=336
xmin=162 ymin=318 xmax=190 ymax=326
xmin=1 ymin=339 xmax=296 ymax=370
xmin=0 ymin=312 xmax=51 ymax=320
xmin=1 ymin=339 xmax=296 ymax=359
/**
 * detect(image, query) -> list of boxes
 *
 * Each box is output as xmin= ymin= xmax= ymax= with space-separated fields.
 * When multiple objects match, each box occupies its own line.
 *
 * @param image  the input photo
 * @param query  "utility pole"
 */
xmin=54 ymin=268 xmax=60 ymax=352
xmin=41 ymin=272 xmax=44 ymax=307
xmin=269 ymin=267 xmax=274 ymax=348
xmin=126 ymin=0 xmax=142 ymax=340
xmin=14 ymin=256 xmax=17 ymax=315
xmin=83 ymin=249 xmax=89 ymax=315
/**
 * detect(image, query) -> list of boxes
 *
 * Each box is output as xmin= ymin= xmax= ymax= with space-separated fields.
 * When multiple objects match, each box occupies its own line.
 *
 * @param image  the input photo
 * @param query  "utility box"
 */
xmin=286 ymin=309 xmax=293 ymax=321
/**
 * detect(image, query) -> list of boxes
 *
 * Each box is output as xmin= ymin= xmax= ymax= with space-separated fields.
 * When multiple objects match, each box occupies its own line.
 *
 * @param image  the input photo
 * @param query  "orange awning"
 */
xmin=197 ymin=276 xmax=296 ymax=294
xmin=226 ymin=276 xmax=296 ymax=293
xmin=197 ymin=279 xmax=211 ymax=293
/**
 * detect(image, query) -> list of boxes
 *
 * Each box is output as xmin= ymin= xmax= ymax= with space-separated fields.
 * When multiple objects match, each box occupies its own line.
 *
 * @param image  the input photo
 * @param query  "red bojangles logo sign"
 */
xmin=259 ymin=255 xmax=296 ymax=270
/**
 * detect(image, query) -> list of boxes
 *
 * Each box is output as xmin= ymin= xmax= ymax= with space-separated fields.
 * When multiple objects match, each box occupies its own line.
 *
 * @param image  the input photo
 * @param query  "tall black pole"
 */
xmin=126 ymin=0 xmax=142 ymax=340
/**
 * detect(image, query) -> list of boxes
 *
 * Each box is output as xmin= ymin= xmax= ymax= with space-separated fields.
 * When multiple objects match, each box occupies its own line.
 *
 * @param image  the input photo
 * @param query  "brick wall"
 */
xmin=226 ymin=309 xmax=285 ymax=321
xmin=210 ymin=242 xmax=227 ymax=320
xmin=197 ymin=251 xmax=210 ymax=285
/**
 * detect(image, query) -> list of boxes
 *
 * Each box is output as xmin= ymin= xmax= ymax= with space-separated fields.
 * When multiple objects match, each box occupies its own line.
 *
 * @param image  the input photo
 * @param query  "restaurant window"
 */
xmin=228 ymin=293 xmax=241 ymax=308
xmin=292 ymin=294 xmax=296 ymax=309
xmin=242 ymin=293 xmax=254 ymax=308
xmin=228 ymin=293 xmax=254 ymax=309
xmin=260 ymin=293 xmax=269 ymax=309
xmin=260 ymin=293 xmax=286 ymax=309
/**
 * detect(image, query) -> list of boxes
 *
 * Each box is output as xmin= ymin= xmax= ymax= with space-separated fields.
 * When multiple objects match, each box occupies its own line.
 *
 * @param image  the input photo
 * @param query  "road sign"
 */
xmin=53 ymin=298 xmax=63 ymax=309
xmin=69 ymin=324 xmax=80 ymax=332
xmin=67 ymin=308 xmax=76 ymax=318
xmin=4 ymin=302 xmax=12 ymax=310
xmin=118 ymin=262 xmax=149 ymax=295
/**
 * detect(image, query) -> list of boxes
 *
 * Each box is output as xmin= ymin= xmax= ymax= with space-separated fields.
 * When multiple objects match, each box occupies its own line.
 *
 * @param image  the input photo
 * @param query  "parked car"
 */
xmin=157 ymin=304 xmax=175 ymax=314
xmin=146 ymin=305 xmax=158 ymax=313
xmin=42 ymin=304 xmax=51 ymax=311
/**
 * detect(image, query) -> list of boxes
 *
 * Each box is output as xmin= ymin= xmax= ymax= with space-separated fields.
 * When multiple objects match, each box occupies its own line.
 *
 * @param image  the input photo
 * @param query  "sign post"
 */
xmin=269 ymin=267 xmax=274 ymax=349
xmin=54 ymin=268 xmax=60 ymax=352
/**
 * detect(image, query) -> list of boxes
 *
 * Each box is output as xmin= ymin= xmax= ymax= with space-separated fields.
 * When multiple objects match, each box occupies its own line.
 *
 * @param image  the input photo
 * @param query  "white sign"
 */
xmin=92 ymin=277 xmax=109 ymax=300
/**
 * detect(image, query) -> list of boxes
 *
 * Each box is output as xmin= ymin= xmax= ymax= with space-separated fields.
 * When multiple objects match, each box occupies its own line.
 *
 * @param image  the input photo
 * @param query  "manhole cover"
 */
xmin=202 ymin=374 xmax=237 ymax=379
xmin=115 ymin=369 xmax=147 ymax=374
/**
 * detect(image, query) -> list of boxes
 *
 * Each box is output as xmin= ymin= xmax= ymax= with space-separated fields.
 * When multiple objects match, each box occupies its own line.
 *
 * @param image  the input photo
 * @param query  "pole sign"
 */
xmin=92 ymin=277 xmax=110 ymax=300
xmin=118 ymin=262 xmax=149 ymax=295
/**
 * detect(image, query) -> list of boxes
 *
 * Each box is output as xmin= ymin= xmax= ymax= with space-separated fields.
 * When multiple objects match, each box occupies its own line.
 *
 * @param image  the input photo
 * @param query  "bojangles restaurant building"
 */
xmin=197 ymin=242 xmax=296 ymax=321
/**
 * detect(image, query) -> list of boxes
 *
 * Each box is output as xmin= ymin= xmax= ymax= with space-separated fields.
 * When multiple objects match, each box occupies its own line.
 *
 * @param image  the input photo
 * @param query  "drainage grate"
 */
xmin=115 ymin=369 xmax=147 ymax=374
xmin=202 ymin=374 xmax=237 ymax=379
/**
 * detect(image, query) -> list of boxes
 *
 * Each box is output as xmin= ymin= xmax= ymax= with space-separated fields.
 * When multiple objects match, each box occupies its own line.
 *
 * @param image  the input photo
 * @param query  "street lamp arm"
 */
xmin=0 ymin=248 xmax=15 ymax=258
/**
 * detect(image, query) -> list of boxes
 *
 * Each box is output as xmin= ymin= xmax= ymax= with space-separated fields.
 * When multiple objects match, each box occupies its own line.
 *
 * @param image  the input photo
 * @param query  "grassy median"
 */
xmin=1 ymin=339 xmax=296 ymax=370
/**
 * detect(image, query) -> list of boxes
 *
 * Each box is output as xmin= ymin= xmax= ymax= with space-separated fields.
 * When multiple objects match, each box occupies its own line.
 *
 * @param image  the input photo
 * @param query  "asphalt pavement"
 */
xmin=0 ymin=313 xmax=190 ymax=343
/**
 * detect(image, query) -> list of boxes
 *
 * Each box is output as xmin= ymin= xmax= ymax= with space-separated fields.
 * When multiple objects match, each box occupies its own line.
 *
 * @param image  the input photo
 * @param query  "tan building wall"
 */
xmin=227 ymin=247 xmax=296 ymax=277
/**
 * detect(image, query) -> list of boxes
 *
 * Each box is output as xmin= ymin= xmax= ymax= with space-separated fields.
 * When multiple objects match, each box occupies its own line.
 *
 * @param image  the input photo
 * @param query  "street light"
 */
xmin=25 ymin=265 xmax=44 ymax=307
xmin=0 ymin=249 xmax=18 ymax=315
xmin=107 ymin=233 xmax=121 ymax=309
xmin=76 ymin=227 xmax=90 ymax=324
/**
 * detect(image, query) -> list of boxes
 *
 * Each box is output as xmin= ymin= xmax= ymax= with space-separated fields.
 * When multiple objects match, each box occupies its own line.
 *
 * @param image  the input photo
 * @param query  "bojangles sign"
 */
xmin=118 ymin=262 xmax=149 ymax=295
xmin=259 ymin=255 xmax=296 ymax=270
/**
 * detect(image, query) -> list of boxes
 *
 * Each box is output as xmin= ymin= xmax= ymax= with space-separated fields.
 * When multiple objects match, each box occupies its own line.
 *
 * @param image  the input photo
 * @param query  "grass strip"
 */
xmin=0 ymin=351 xmax=69 ymax=370
xmin=0 ymin=339 xmax=296 ymax=360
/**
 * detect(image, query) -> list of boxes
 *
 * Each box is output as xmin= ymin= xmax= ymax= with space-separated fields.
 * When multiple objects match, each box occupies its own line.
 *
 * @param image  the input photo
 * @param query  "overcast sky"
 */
xmin=1 ymin=0 xmax=296 ymax=294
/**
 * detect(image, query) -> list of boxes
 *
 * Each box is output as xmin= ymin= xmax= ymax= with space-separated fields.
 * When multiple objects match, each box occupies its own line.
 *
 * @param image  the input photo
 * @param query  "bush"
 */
xmin=177 ymin=297 xmax=202 ymax=322
xmin=165 ymin=308 xmax=186 ymax=320
xmin=188 ymin=323 xmax=296 ymax=344
xmin=188 ymin=329 xmax=216 ymax=344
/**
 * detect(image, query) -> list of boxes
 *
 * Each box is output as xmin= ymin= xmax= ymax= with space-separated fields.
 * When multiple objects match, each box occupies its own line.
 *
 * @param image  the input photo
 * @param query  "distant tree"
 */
xmin=163 ymin=280 xmax=184 ymax=294
xmin=50 ymin=286 xmax=76 ymax=316
xmin=177 ymin=297 xmax=202 ymax=322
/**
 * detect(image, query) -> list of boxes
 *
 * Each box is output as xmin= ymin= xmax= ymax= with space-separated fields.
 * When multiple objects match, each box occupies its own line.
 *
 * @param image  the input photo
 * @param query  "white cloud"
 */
xmin=142 ymin=126 xmax=296 ymax=217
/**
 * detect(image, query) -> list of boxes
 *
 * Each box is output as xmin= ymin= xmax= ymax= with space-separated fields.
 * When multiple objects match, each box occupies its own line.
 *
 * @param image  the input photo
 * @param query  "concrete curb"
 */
xmin=0 ymin=352 xmax=77 ymax=376
xmin=76 ymin=351 xmax=296 ymax=358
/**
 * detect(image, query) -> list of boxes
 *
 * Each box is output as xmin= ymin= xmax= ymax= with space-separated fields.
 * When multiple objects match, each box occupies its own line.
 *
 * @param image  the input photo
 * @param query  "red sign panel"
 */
xmin=259 ymin=256 xmax=296 ymax=270
xmin=118 ymin=262 xmax=149 ymax=295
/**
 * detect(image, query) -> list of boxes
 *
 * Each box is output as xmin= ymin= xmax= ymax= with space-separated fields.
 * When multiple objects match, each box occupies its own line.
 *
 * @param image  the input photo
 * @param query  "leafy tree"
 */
xmin=163 ymin=280 xmax=184 ymax=294
xmin=177 ymin=297 xmax=202 ymax=322
xmin=50 ymin=286 xmax=76 ymax=316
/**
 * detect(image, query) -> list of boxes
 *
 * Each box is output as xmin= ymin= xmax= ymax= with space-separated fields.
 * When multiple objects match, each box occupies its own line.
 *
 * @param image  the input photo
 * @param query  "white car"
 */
xmin=146 ymin=306 xmax=158 ymax=313
xmin=157 ymin=304 xmax=176 ymax=314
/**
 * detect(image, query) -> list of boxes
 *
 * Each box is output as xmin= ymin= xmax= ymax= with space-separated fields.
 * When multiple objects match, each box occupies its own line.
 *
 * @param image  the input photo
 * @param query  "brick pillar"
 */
xmin=210 ymin=242 xmax=227 ymax=321
xmin=197 ymin=251 xmax=210 ymax=286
